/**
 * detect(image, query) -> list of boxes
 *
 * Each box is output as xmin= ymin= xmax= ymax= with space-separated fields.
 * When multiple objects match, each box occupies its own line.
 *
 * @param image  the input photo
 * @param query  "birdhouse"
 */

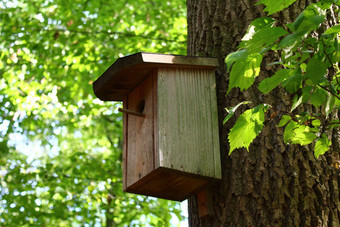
xmin=93 ymin=52 xmax=221 ymax=201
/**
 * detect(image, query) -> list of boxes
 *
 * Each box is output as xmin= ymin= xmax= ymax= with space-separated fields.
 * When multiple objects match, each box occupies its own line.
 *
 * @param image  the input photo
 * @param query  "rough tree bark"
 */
xmin=187 ymin=0 xmax=340 ymax=226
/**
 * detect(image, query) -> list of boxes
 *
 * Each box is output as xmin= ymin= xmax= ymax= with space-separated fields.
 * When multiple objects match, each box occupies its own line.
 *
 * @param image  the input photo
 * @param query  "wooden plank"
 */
xmin=125 ymin=74 xmax=155 ymax=188
xmin=208 ymin=71 xmax=222 ymax=179
xmin=118 ymin=108 xmax=146 ymax=117
xmin=141 ymin=53 xmax=219 ymax=68
xmin=92 ymin=53 xmax=218 ymax=101
xmin=197 ymin=189 xmax=214 ymax=219
xmin=122 ymin=98 xmax=128 ymax=191
xmin=125 ymin=167 xmax=212 ymax=201
xmin=157 ymin=68 xmax=221 ymax=179
xmin=152 ymin=71 xmax=159 ymax=170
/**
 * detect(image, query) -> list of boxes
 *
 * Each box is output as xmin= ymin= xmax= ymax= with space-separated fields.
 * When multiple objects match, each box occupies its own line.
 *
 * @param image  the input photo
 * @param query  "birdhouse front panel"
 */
xmin=157 ymin=67 xmax=221 ymax=178
xmin=93 ymin=53 xmax=221 ymax=201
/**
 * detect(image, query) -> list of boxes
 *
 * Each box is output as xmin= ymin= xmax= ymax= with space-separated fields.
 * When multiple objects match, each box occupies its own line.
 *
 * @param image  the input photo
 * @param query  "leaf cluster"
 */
xmin=225 ymin=0 xmax=340 ymax=158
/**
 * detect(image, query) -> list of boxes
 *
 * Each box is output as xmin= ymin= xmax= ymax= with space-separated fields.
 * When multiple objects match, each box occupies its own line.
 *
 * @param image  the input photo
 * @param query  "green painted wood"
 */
xmin=157 ymin=67 xmax=221 ymax=179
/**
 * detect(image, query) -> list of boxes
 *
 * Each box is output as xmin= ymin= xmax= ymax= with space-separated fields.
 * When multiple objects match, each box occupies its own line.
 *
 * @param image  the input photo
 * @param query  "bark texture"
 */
xmin=187 ymin=0 xmax=340 ymax=226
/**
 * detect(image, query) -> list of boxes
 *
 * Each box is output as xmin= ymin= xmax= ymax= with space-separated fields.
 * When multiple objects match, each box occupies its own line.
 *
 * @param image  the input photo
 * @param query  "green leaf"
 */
xmin=290 ymin=86 xmax=313 ymax=112
xmin=306 ymin=57 xmax=327 ymax=84
xmin=281 ymin=68 xmax=302 ymax=93
xmin=336 ymin=96 xmax=340 ymax=107
xmin=256 ymin=0 xmax=297 ymax=15
xmin=292 ymin=124 xmax=317 ymax=145
xmin=325 ymin=93 xmax=335 ymax=117
xmin=228 ymin=53 xmax=263 ymax=93
xmin=278 ymin=4 xmax=325 ymax=50
xmin=278 ymin=115 xmax=291 ymax=127
xmin=250 ymin=17 xmax=275 ymax=31
xmin=258 ymin=69 xmax=292 ymax=94
xmin=52 ymin=193 xmax=64 ymax=201
xmin=284 ymin=121 xmax=296 ymax=143
xmin=241 ymin=17 xmax=275 ymax=40
xmin=278 ymin=33 xmax=301 ymax=49
xmin=228 ymin=104 xmax=267 ymax=154
xmin=239 ymin=27 xmax=288 ymax=53
xmin=310 ymin=88 xmax=327 ymax=108
xmin=315 ymin=0 xmax=334 ymax=10
xmin=284 ymin=121 xmax=317 ymax=145
xmin=292 ymin=5 xmax=325 ymax=34
xmin=312 ymin=119 xmax=321 ymax=127
xmin=223 ymin=101 xmax=251 ymax=124
xmin=291 ymin=94 xmax=303 ymax=112
xmin=314 ymin=135 xmax=331 ymax=159
xmin=225 ymin=50 xmax=248 ymax=71
xmin=301 ymin=86 xmax=313 ymax=103
xmin=324 ymin=24 xmax=340 ymax=34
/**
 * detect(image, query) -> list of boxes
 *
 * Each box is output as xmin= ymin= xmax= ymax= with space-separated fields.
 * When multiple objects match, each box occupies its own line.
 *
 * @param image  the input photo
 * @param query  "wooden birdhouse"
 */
xmin=93 ymin=52 xmax=221 ymax=201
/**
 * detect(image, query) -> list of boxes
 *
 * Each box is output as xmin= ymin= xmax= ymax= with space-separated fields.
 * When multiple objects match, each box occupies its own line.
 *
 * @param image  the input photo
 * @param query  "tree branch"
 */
xmin=317 ymin=84 xmax=340 ymax=101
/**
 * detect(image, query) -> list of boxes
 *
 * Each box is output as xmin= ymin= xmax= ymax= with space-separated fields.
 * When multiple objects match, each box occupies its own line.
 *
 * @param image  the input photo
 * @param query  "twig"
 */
xmin=317 ymin=84 xmax=340 ymax=100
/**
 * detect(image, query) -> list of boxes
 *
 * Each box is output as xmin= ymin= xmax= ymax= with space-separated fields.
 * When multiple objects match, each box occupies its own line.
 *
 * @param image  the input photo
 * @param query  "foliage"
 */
xmin=228 ymin=104 xmax=268 ymax=154
xmin=0 ymin=0 xmax=186 ymax=225
xmin=256 ymin=0 xmax=296 ymax=15
xmin=225 ymin=0 xmax=340 ymax=158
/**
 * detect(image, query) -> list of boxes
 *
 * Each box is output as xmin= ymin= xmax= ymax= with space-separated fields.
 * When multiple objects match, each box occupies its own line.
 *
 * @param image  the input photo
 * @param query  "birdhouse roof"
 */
xmin=92 ymin=52 xmax=219 ymax=101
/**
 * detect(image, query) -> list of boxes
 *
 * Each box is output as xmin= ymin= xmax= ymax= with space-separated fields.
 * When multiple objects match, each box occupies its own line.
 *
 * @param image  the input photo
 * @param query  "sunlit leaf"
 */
xmin=291 ymin=94 xmax=303 ymax=112
xmin=284 ymin=121 xmax=317 ymax=145
xmin=258 ymin=69 xmax=292 ymax=94
xmin=223 ymin=101 xmax=251 ymax=124
xmin=228 ymin=104 xmax=268 ymax=154
xmin=239 ymin=26 xmax=288 ymax=53
xmin=292 ymin=5 xmax=325 ymax=34
xmin=278 ymin=33 xmax=301 ymax=49
xmin=314 ymin=134 xmax=331 ymax=159
xmin=225 ymin=49 xmax=248 ymax=71
xmin=256 ymin=0 xmax=297 ymax=15
xmin=278 ymin=115 xmax=291 ymax=127
xmin=325 ymin=93 xmax=335 ymax=117
xmin=228 ymin=53 xmax=263 ymax=93
xmin=324 ymin=24 xmax=340 ymax=34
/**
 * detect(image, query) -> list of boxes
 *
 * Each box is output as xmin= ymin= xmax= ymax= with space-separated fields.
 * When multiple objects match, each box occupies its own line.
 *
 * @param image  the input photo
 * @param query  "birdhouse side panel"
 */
xmin=157 ymin=68 xmax=221 ymax=179
xmin=125 ymin=74 xmax=156 ymax=188
xmin=122 ymin=98 xmax=128 ymax=190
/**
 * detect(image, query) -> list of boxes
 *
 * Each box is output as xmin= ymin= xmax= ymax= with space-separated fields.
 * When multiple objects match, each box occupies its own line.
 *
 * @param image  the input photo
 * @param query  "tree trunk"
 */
xmin=187 ymin=0 xmax=340 ymax=226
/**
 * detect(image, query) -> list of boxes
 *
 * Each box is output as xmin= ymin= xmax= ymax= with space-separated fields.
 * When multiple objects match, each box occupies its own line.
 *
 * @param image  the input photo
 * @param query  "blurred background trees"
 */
xmin=0 ymin=0 xmax=187 ymax=225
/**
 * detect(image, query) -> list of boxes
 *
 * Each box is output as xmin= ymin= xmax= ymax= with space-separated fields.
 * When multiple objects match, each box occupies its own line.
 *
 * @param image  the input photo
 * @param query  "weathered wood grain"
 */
xmin=157 ymin=68 xmax=221 ymax=179
xmin=93 ymin=52 xmax=218 ymax=101
xmin=122 ymin=97 xmax=128 ymax=191
xmin=125 ymin=74 xmax=154 ymax=188
xmin=125 ymin=167 xmax=212 ymax=201
xmin=94 ymin=53 xmax=221 ymax=201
